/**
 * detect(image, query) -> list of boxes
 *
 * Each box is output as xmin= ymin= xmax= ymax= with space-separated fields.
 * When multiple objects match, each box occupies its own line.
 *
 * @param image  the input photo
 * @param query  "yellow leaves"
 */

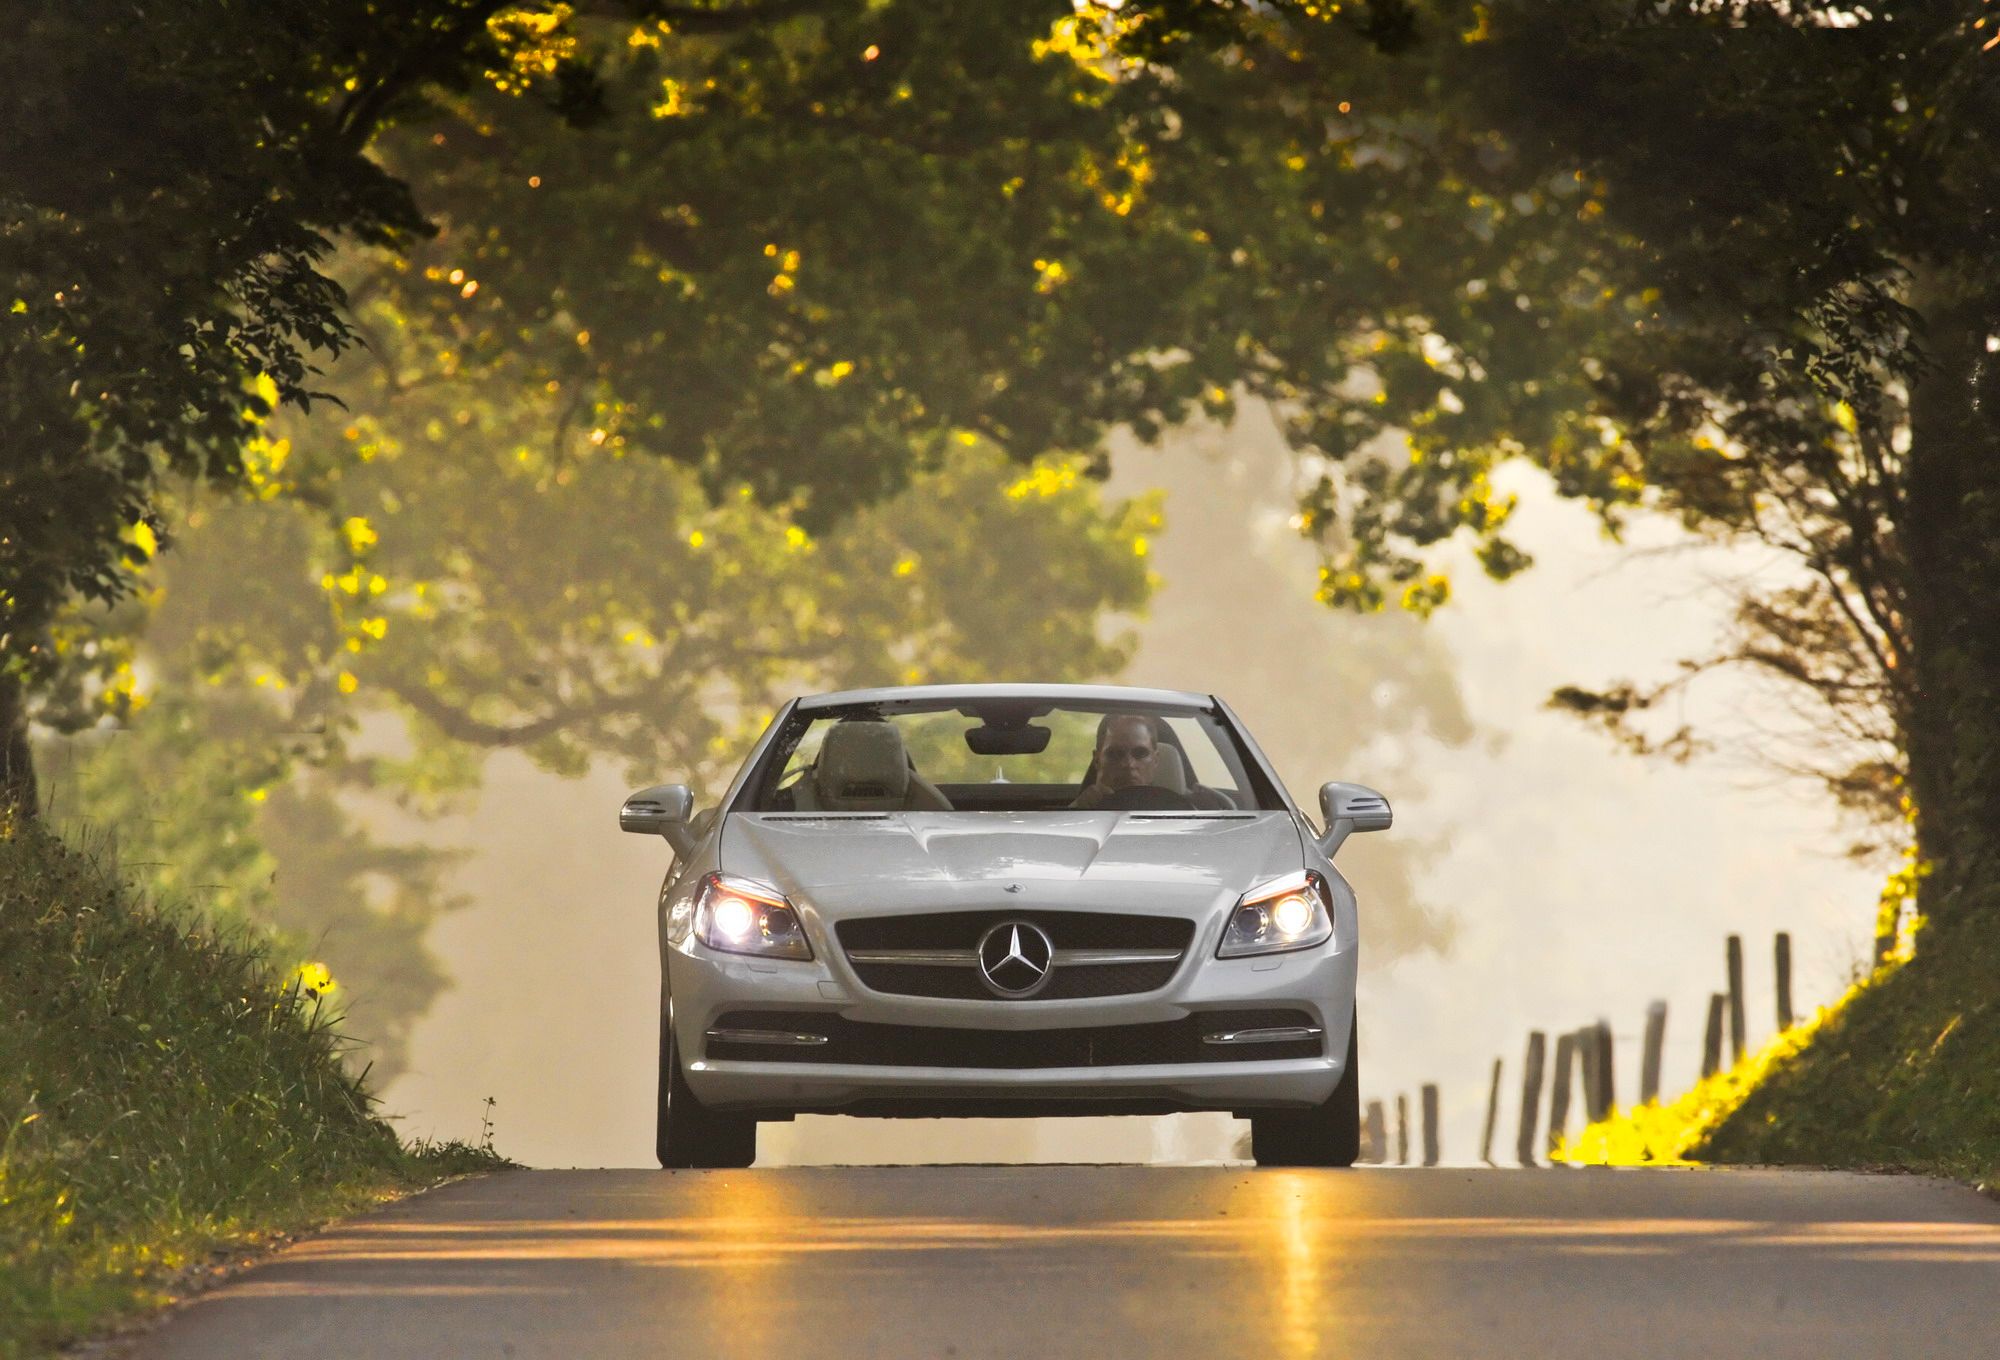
xmin=1284 ymin=153 xmax=1308 ymax=172
xmin=322 ymin=567 xmax=386 ymax=598
xmin=1005 ymin=461 xmax=1080 ymax=500
xmin=1399 ymin=574 xmax=1451 ymax=618
xmin=893 ymin=557 xmax=918 ymax=578
xmin=784 ymin=525 xmax=811 ymax=551
xmin=341 ymin=516 xmax=378 ymax=554
xmin=652 ymin=78 xmax=689 ymax=119
xmin=1131 ymin=534 xmax=1150 ymax=558
xmin=1832 ymin=400 xmax=1859 ymax=434
xmin=1033 ymin=258 xmax=1071 ymax=294
xmin=687 ymin=530 xmax=706 ymax=549
xmin=337 ymin=671 xmax=359 ymax=695
xmin=9 ymin=298 xmax=25 ymax=314
xmin=357 ymin=617 xmax=388 ymax=641
xmin=128 ymin=520 xmax=159 ymax=561
xmin=814 ymin=359 xmax=855 ymax=387
xmin=766 ymin=245 xmax=802 ymax=297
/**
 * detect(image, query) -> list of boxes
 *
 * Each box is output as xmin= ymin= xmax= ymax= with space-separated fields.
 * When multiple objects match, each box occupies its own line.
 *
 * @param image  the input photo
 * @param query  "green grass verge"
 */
xmin=0 ymin=823 xmax=508 ymax=1360
xmin=1695 ymin=889 xmax=2000 ymax=1188
xmin=1555 ymin=883 xmax=1998 ymax=1191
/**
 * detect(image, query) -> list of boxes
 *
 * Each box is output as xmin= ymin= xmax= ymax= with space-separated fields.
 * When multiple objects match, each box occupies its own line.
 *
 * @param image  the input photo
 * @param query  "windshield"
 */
xmin=737 ymin=699 xmax=1285 ymax=813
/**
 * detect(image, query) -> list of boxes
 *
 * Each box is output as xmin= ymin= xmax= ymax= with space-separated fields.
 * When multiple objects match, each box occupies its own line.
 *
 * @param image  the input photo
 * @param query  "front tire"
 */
xmin=1251 ymin=1007 xmax=1361 ymax=1168
xmin=657 ymin=1007 xmax=757 ymax=1169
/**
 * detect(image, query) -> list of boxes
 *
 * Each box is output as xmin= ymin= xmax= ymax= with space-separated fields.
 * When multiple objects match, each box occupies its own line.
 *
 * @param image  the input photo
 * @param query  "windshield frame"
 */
xmin=727 ymin=693 xmax=1292 ymax=816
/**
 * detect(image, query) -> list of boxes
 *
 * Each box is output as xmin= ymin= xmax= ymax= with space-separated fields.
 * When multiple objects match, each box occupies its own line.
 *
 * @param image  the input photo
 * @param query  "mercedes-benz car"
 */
xmin=618 ymin=684 xmax=1391 ymax=1169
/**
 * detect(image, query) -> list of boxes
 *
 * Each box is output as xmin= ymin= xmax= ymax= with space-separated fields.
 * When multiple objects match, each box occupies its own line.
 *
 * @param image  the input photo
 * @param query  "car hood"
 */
xmin=721 ymin=810 xmax=1305 ymax=910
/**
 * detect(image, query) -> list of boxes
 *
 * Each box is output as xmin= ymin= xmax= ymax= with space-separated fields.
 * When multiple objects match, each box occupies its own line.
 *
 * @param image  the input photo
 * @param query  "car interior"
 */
xmin=768 ymin=715 xmax=1245 ymax=813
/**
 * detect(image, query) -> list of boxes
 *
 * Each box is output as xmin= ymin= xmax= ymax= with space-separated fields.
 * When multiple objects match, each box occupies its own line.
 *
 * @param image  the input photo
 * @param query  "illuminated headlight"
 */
xmin=683 ymin=872 xmax=813 ymax=961
xmin=1218 ymin=870 xmax=1334 ymax=958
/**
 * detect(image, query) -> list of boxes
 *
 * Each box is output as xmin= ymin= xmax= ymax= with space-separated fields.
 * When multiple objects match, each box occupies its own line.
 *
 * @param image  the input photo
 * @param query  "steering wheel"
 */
xmin=1095 ymin=783 xmax=1196 ymax=811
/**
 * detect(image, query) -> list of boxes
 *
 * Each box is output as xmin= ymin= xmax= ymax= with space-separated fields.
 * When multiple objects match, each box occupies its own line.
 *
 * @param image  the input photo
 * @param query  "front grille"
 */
xmin=837 ymin=910 xmax=1194 ymax=1002
xmin=704 ymin=1008 xmax=1322 ymax=1068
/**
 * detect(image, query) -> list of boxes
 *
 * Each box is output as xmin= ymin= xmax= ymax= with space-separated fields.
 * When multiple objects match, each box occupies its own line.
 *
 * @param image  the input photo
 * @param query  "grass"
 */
xmin=0 ymin=821 xmax=507 ymax=1360
xmin=1556 ymin=882 xmax=1999 ymax=1192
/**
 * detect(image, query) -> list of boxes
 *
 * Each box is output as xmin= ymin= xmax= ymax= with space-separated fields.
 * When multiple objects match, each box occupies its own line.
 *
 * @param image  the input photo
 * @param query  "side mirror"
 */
xmin=1318 ymin=781 xmax=1392 ymax=857
xmin=620 ymin=784 xmax=697 ymax=857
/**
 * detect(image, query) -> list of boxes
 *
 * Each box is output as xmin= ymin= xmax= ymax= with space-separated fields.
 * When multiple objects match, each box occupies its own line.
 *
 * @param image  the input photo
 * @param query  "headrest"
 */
xmin=1148 ymin=744 xmax=1190 ymax=794
xmin=814 ymin=722 xmax=912 ymax=809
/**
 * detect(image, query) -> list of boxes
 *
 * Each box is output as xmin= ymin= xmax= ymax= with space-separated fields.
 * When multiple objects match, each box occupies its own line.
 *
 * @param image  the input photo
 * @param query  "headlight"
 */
xmin=1218 ymin=870 xmax=1334 ymax=958
xmin=684 ymin=872 xmax=813 ymax=961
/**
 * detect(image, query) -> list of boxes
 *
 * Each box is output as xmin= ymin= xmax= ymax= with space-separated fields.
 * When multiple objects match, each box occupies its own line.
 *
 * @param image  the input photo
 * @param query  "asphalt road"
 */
xmin=127 ymin=1166 xmax=2000 ymax=1359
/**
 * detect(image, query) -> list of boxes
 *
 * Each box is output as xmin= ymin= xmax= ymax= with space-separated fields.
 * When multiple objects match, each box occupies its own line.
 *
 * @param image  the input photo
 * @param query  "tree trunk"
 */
xmin=0 ymin=670 xmax=37 ymax=820
xmin=1898 ymin=280 xmax=2000 ymax=924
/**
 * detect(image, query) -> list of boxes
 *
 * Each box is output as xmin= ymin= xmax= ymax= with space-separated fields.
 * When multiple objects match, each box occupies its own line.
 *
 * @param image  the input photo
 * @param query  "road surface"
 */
xmin=127 ymin=1166 xmax=2000 ymax=1359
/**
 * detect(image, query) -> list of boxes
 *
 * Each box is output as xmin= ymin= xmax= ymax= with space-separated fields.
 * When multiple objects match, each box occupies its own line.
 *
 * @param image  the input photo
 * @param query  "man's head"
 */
xmin=1094 ymin=714 xmax=1159 ymax=792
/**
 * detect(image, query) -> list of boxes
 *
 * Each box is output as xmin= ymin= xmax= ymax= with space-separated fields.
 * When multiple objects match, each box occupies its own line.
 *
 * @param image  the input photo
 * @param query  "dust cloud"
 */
xmin=378 ymin=404 xmax=1880 ymax=1167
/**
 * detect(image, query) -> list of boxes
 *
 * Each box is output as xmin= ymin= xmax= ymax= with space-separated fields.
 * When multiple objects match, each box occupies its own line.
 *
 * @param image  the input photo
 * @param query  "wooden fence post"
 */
xmin=1775 ymin=932 xmax=1794 ymax=1030
xmin=1363 ymin=1100 xmax=1387 ymax=1165
xmin=1396 ymin=1093 xmax=1410 ymax=1166
xmin=1701 ymin=992 xmax=1726 ymax=1077
xmin=1515 ymin=1031 xmax=1546 ymax=1166
xmin=1595 ymin=1020 xmax=1616 ymax=1118
xmin=1726 ymin=934 xmax=1747 ymax=1062
xmin=1577 ymin=1025 xmax=1600 ymax=1122
xmin=1640 ymin=1001 xmax=1667 ymax=1104
xmin=1546 ymin=1032 xmax=1575 ymax=1156
xmin=1421 ymin=1084 xmax=1440 ymax=1167
xmin=1480 ymin=1058 xmax=1503 ymax=1166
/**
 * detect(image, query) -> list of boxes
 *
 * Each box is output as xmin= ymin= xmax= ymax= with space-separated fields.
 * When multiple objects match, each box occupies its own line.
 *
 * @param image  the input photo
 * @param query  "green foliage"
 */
xmin=37 ymin=228 xmax=1161 ymax=1067
xmin=0 ymin=822 xmax=500 ymax=1358
xmin=0 ymin=0 xmax=528 ymax=725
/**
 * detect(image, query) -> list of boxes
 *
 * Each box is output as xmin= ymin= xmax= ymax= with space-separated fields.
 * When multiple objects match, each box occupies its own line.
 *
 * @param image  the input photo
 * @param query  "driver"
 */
xmin=1070 ymin=713 xmax=1163 ymax=809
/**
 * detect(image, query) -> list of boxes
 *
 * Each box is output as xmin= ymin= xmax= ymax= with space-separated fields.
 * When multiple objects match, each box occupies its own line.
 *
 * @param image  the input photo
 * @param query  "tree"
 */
xmin=0 ymin=0 xmax=563 ymax=808
xmin=40 ymin=237 xmax=1161 ymax=1072
xmin=1011 ymin=0 xmax=1996 ymax=921
xmin=3 ymin=0 xmax=1290 ymax=811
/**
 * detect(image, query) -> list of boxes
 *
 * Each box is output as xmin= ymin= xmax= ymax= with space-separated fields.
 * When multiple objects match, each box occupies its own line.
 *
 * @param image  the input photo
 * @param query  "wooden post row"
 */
xmin=1546 ymin=1032 xmax=1575 ymax=1156
xmin=1701 ymin=992 xmax=1725 ymax=1078
xmin=1775 ymin=931 xmax=1794 ymax=1031
xmin=1640 ymin=1001 xmax=1667 ymax=1105
xmin=1480 ymin=1057 xmax=1503 ymax=1166
xmin=1595 ymin=1020 xmax=1615 ymax=1119
xmin=1396 ymin=1093 xmax=1410 ymax=1166
xmin=1421 ymin=1084 xmax=1440 ymax=1167
xmin=1577 ymin=1025 xmax=1600 ymax=1123
xmin=1363 ymin=1100 xmax=1388 ymax=1165
xmin=1515 ymin=1031 xmax=1546 ymax=1166
xmin=1726 ymin=933 xmax=1747 ymax=1063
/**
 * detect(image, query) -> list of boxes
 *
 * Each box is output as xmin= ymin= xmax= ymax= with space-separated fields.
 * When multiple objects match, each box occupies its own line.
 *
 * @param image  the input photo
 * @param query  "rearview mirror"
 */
xmin=620 ymin=784 xmax=697 ymax=856
xmin=1318 ymin=781 xmax=1392 ymax=857
xmin=964 ymin=722 xmax=1053 ymax=756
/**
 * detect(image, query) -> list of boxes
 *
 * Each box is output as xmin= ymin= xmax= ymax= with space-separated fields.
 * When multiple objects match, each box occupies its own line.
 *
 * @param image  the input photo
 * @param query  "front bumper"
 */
xmin=667 ymin=934 xmax=1357 ymax=1116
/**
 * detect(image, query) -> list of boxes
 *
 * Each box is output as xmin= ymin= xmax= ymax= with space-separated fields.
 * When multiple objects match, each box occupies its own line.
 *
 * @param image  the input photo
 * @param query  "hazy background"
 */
xmin=377 ymin=403 xmax=1881 ymax=1167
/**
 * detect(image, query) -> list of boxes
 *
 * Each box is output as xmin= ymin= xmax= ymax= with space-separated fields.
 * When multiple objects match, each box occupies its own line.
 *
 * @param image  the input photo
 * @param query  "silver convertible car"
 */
xmin=618 ymin=684 xmax=1391 ymax=1168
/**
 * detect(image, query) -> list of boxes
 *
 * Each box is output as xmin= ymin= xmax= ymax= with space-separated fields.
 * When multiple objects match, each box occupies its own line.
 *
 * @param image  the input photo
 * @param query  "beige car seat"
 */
xmin=792 ymin=721 xmax=953 ymax=812
xmin=1149 ymin=744 xmax=1236 ymax=810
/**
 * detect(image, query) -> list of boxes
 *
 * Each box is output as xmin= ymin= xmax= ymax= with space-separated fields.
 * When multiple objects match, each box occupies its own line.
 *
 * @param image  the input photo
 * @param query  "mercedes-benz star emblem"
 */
xmin=976 ymin=920 xmax=1055 ymax=998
